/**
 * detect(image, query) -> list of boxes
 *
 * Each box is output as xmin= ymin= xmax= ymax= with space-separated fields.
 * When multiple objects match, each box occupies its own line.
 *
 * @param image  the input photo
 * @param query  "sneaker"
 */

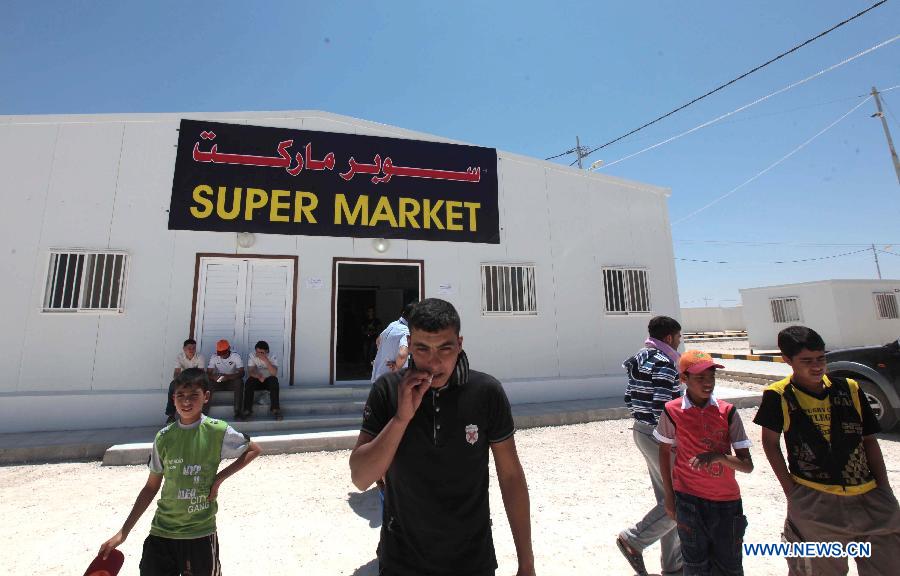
xmin=616 ymin=536 xmax=648 ymax=576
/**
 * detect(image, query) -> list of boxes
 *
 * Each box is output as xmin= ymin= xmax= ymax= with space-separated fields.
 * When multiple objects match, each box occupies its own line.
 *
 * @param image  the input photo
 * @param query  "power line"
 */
xmin=671 ymin=95 xmax=873 ymax=225
xmin=675 ymin=239 xmax=900 ymax=247
xmin=545 ymin=0 xmax=890 ymax=162
xmin=598 ymin=36 xmax=898 ymax=171
xmin=675 ymin=247 xmax=871 ymax=265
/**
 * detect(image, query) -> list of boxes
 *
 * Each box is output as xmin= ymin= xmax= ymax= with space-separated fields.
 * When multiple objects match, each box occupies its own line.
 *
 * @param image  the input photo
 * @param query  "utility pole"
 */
xmin=872 ymin=243 xmax=882 ymax=279
xmin=702 ymin=296 xmax=712 ymax=307
xmin=574 ymin=136 xmax=590 ymax=169
xmin=871 ymin=86 xmax=900 ymax=185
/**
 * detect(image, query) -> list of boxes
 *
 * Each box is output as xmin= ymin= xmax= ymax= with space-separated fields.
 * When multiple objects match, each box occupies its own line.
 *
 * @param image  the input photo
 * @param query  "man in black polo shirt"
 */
xmin=350 ymin=298 xmax=536 ymax=576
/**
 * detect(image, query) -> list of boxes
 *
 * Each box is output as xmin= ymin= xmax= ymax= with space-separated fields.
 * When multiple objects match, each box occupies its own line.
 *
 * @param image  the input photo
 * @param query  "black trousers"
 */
xmin=140 ymin=533 xmax=220 ymax=576
xmin=243 ymin=376 xmax=280 ymax=411
xmin=208 ymin=378 xmax=245 ymax=417
xmin=165 ymin=380 xmax=178 ymax=416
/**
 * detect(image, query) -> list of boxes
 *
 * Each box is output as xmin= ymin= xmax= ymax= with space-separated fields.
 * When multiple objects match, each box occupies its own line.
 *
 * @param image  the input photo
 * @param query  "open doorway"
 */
xmin=332 ymin=260 xmax=423 ymax=382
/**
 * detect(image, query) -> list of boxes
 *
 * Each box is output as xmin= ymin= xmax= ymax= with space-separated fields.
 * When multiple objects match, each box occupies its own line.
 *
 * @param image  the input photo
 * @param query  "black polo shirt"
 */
xmin=361 ymin=368 xmax=515 ymax=576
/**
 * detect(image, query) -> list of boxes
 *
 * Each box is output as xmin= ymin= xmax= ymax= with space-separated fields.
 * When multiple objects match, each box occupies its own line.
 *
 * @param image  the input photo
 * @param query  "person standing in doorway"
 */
xmin=370 ymin=302 xmax=415 ymax=383
xmin=361 ymin=306 xmax=383 ymax=369
xmin=616 ymin=316 xmax=683 ymax=576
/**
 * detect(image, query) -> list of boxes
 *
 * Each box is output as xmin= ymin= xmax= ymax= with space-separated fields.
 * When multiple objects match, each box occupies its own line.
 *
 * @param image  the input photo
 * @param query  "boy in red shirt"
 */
xmin=655 ymin=350 xmax=754 ymax=576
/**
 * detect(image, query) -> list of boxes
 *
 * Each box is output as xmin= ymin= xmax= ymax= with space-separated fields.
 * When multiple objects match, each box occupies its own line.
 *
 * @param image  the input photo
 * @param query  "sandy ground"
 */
xmin=2 ymin=408 xmax=899 ymax=575
xmin=683 ymin=339 xmax=754 ymax=355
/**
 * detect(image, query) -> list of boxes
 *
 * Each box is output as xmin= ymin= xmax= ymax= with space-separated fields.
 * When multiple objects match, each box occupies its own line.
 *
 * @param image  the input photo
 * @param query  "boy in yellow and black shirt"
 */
xmin=754 ymin=325 xmax=900 ymax=576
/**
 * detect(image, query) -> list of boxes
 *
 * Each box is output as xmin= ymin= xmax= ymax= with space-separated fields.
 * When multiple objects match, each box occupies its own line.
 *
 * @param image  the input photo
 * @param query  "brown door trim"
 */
xmin=329 ymin=257 xmax=425 ymax=385
xmin=189 ymin=253 xmax=299 ymax=386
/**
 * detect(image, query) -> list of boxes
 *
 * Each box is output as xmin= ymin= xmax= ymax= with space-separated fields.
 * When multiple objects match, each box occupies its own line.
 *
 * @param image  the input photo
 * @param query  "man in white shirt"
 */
xmin=164 ymin=339 xmax=206 ymax=423
xmin=370 ymin=302 xmax=415 ymax=383
xmin=243 ymin=340 xmax=283 ymax=421
xmin=206 ymin=339 xmax=246 ymax=419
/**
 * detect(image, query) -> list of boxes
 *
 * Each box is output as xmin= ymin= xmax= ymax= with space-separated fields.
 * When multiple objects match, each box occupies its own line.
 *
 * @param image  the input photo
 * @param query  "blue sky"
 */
xmin=3 ymin=0 xmax=899 ymax=307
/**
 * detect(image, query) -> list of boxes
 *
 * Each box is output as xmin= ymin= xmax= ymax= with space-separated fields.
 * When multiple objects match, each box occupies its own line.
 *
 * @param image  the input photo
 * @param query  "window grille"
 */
xmin=602 ymin=268 xmax=651 ymax=314
xmin=481 ymin=264 xmax=537 ymax=315
xmin=874 ymin=292 xmax=899 ymax=320
xmin=770 ymin=297 xmax=801 ymax=323
xmin=43 ymin=251 xmax=128 ymax=312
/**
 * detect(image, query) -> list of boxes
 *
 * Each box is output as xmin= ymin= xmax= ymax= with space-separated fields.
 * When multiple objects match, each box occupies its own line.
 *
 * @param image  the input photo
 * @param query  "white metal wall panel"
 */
xmin=246 ymin=261 xmax=292 ymax=381
xmin=0 ymin=124 xmax=57 ymax=392
xmin=94 ymin=122 xmax=177 ymax=390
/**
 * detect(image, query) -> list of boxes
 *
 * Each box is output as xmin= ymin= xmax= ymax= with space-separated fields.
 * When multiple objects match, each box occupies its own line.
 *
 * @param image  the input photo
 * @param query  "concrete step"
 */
xmin=102 ymin=428 xmax=361 ymax=466
xmin=1 ymin=386 xmax=764 ymax=466
xmin=207 ymin=397 xmax=366 ymax=420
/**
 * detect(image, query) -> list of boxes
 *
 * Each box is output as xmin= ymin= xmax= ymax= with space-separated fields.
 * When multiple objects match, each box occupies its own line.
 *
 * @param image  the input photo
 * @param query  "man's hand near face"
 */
xmin=396 ymin=368 xmax=432 ymax=423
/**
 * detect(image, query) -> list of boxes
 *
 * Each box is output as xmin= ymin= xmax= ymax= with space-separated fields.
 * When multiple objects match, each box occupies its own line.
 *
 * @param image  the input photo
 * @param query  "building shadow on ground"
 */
xmin=347 ymin=487 xmax=382 ymax=528
xmin=350 ymin=558 xmax=378 ymax=576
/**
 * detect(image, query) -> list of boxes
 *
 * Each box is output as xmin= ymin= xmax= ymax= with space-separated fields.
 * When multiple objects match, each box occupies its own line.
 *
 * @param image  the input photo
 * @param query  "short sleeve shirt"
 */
xmin=753 ymin=376 xmax=880 ymax=439
xmin=174 ymin=352 xmax=206 ymax=371
xmin=360 ymin=369 xmax=514 ymax=574
xmin=753 ymin=375 xmax=880 ymax=495
xmin=654 ymin=397 xmax=752 ymax=449
xmin=247 ymin=353 xmax=278 ymax=379
xmin=207 ymin=352 xmax=243 ymax=375
xmin=149 ymin=416 xmax=250 ymax=473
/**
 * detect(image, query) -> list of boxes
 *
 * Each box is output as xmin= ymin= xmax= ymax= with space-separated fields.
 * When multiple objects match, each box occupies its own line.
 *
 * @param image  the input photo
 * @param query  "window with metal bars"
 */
xmin=770 ymin=297 xmax=801 ymax=323
xmin=874 ymin=292 xmax=899 ymax=320
xmin=602 ymin=268 xmax=651 ymax=314
xmin=43 ymin=251 xmax=128 ymax=312
xmin=481 ymin=264 xmax=537 ymax=315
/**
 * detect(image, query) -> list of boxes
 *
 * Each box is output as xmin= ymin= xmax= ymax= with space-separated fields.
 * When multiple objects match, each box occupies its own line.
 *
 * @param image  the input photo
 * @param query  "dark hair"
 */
xmin=777 ymin=325 xmax=825 ymax=358
xmin=183 ymin=338 xmax=196 ymax=347
xmin=400 ymin=301 xmax=417 ymax=320
xmin=174 ymin=367 xmax=209 ymax=391
xmin=408 ymin=298 xmax=460 ymax=334
xmin=255 ymin=340 xmax=270 ymax=351
xmin=648 ymin=316 xmax=681 ymax=340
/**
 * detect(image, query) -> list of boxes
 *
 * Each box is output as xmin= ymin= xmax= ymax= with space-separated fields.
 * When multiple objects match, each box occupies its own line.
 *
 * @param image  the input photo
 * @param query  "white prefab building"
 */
xmin=740 ymin=280 xmax=900 ymax=351
xmin=680 ymin=306 xmax=746 ymax=333
xmin=0 ymin=111 xmax=679 ymax=434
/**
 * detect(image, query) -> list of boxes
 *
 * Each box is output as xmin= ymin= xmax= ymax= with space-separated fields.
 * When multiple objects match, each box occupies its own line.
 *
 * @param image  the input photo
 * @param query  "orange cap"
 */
xmin=678 ymin=350 xmax=725 ymax=374
xmin=215 ymin=339 xmax=230 ymax=352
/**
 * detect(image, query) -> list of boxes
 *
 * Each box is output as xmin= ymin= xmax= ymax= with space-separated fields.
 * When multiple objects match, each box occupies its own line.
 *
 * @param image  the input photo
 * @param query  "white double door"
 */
xmin=194 ymin=257 xmax=294 ymax=383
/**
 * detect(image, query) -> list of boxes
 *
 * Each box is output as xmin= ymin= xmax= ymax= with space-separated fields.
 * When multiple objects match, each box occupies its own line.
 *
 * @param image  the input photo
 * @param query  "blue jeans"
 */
xmin=675 ymin=491 xmax=747 ymax=576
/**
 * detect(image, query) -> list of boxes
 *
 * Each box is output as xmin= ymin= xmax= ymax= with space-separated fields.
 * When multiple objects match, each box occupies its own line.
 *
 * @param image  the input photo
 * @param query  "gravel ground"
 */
xmin=2 ymin=408 xmax=898 ymax=575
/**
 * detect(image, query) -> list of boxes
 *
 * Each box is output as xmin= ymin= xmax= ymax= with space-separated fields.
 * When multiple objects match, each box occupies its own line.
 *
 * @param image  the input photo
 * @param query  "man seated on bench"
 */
xmin=244 ymin=340 xmax=283 ymax=421
xmin=164 ymin=338 xmax=206 ymax=423
xmin=207 ymin=339 xmax=246 ymax=419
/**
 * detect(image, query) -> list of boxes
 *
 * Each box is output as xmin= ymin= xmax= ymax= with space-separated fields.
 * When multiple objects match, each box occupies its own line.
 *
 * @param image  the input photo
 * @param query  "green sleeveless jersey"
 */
xmin=149 ymin=417 xmax=228 ymax=539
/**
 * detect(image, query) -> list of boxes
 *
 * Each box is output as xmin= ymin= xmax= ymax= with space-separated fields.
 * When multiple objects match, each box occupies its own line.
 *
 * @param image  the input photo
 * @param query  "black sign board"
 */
xmin=168 ymin=119 xmax=499 ymax=243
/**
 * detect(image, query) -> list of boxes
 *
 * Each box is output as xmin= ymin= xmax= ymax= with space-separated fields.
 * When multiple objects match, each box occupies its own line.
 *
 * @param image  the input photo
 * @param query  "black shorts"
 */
xmin=140 ymin=533 xmax=221 ymax=576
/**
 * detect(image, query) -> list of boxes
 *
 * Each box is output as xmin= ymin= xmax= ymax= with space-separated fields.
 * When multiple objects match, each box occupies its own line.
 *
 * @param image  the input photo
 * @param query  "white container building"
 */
xmin=0 ymin=111 xmax=680 ymax=433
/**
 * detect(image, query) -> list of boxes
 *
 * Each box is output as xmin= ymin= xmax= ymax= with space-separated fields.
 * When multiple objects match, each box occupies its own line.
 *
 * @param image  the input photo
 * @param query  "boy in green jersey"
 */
xmin=99 ymin=368 xmax=261 ymax=575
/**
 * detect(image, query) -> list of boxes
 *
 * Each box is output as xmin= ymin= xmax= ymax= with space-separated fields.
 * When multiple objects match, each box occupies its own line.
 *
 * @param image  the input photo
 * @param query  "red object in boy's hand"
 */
xmin=83 ymin=549 xmax=124 ymax=576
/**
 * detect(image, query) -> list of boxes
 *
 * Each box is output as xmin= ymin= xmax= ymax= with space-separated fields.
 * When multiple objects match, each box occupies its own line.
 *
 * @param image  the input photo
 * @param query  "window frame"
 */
xmin=480 ymin=263 xmax=538 ymax=316
xmin=602 ymin=267 xmax=652 ymax=315
xmin=41 ymin=250 xmax=130 ymax=313
xmin=769 ymin=296 xmax=802 ymax=324
xmin=874 ymin=291 xmax=899 ymax=320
